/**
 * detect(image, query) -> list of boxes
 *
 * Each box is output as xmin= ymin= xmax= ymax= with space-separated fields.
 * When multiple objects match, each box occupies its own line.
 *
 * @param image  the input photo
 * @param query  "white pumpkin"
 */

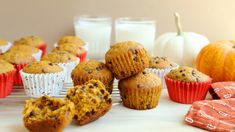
xmin=154 ymin=13 xmax=209 ymax=67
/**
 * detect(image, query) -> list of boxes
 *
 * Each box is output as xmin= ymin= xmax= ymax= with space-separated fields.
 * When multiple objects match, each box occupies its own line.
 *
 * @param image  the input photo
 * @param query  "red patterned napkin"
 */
xmin=185 ymin=99 xmax=235 ymax=131
xmin=210 ymin=82 xmax=235 ymax=99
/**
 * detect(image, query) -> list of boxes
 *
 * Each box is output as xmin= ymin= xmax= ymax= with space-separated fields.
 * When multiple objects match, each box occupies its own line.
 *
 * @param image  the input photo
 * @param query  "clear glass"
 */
xmin=74 ymin=15 xmax=112 ymax=59
xmin=115 ymin=17 xmax=156 ymax=55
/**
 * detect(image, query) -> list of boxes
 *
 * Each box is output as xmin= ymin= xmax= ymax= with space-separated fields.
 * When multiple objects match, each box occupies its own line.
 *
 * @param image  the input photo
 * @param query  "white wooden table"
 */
xmin=0 ymin=82 xmax=206 ymax=132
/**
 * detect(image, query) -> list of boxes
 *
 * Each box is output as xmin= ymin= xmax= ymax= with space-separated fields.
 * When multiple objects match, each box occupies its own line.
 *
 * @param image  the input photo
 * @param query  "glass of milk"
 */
xmin=115 ymin=17 xmax=156 ymax=55
xmin=74 ymin=15 xmax=112 ymax=59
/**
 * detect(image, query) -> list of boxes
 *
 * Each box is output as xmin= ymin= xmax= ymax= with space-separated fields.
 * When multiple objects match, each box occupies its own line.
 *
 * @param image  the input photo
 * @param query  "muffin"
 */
xmin=0 ymin=59 xmax=16 ymax=98
xmin=71 ymin=60 xmax=114 ymax=93
xmin=165 ymin=66 xmax=212 ymax=104
xmin=57 ymin=36 xmax=85 ymax=46
xmin=20 ymin=61 xmax=66 ymax=97
xmin=14 ymin=36 xmax=47 ymax=56
xmin=0 ymin=39 xmax=12 ymax=53
xmin=66 ymin=80 xmax=112 ymax=125
xmin=52 ymin=43 xmax=87 ymax=62
xmin=23 ymin=96 xmax=75 ymax=132
xmin=42 ymin=51 xmax=79 ymax=83
xmin=119 ymin=71 xmax=162 ymax=110
xmin=0 ymin=51 xmax=36 ymax=85
xmin=105 ymin=41 xmax=149 ymax=80
xmin=145 ymin=56 xmax=178 ymax=89
xmin=8 ymin=45 xmax=42 ymax=61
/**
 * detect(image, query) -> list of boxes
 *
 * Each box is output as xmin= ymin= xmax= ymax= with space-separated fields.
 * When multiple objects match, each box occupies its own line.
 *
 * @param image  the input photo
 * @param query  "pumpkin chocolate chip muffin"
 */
xmin=14 ymin=35 xmax=45 ymax=47
xmin=166 ymin=66 xmax=210 ymax=82
xmin=119 ymin=71 xmax=162 ymax=110
xmin=71 ymin=60 xmax=114 ymax=93
xmin=105 ymin=41 xmax=149 ymax=79
xmin=42 ymin=51 xmax=79 ymax=83
xmin=23 ymin=61 xmax=63 ymax=74
xmin=42 ymin=51 xmax=77 ymax=63
xmin=23 ymin=96 xmax=75 ymax=132
xmin=52 ymin=43 xmax=86 ymax=55
xmin=0 ymin=59 xmax=16 ymax=98
xmin=165 ymin=66 xmax=212 ymax=104
xmin=66 ymin=80 xmax=112 ymax=125
xmin=57 ymin=36 xmax=85 ymax=46
xmin=21 ymin=61 xmax=66 ymax=97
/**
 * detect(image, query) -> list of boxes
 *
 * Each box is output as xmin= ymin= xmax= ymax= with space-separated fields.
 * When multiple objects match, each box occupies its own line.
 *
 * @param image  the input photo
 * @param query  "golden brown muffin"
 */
xmin=105 ymin=41 xmax=149 ymax=79
xmin=52 ymin=43 xmax=86 ymax=55
xmin=0 ymin=39 xmax=7 ymax=46
xmin=66 ymin=80 xmax=112 ymax=125
xmin=0 ymin=51 xmax=36 ymax=64
xmin=42 ymin=51 xmax=78 ymax=63
xmin=23 ymin=96 xmax=75 ymax=132
xmin=23 ymin=61 xmax=63 ymax=74
xmin=14 ymin=36 xmax=45 ymax=47
xmin=71 ymin=60 xmax=114 ymax=93
xmin=8 ymin=45 xmax=40 ymax=54
xmin=148 ymin=56 xmax=178 ymax=69
xmin=0 ymin=59 xmax=15 ymax=74
xmin=119 ymin=71 xmax=162 ymax=110
xmin=167 ymin=66 xmax=210 ymax=82
xmin=58 ymin=36 xmax=85 ymax=46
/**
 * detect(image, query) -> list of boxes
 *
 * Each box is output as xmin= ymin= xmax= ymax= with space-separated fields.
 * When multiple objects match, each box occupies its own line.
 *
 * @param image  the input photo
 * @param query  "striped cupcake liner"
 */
xmin=20 ymin=69 xmax=66 ymax=97
xmin=165 ymin=76 xmax=212 ymax=104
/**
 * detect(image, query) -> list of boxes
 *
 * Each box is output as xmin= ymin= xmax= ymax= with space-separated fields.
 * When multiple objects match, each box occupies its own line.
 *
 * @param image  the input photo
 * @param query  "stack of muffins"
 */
xmin=105 ymin=41 xmax=162 ymax=110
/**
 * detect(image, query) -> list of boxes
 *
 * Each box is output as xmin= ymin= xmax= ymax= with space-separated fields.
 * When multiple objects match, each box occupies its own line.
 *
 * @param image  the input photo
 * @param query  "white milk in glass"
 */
xmin=74 ymin=16 xmax=112 ymax=59
xmin=115 ymin=18 xmax=156 ymax=55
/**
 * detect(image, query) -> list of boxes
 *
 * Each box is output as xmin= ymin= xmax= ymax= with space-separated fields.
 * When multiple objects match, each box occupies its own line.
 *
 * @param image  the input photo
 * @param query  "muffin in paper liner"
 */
xmin=13 ymin=64 xmax=27 ymax=86
xmin=145 ymin=66 xmax=178 ymax=89
xmin=37 ymin=43 xmax=47 ymax=57
xmin=0 ymin=42 xmax=12 ymax=53
xmin=58 ymin=59 xmax=80 ymax=83
xmin=0 ymin=69 xmax=16 ymax=98
xmin=20 ymin=69 xmax=66 ymax=97
xmin=165 ymin=76 xmax=212 ymax=104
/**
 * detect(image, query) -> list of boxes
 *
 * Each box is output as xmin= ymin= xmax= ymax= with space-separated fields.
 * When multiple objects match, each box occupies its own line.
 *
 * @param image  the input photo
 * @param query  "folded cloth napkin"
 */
xmin=209 ymin=82 xmax=235 ymax=99
xmin=185 ymin=99 xmax=235 ymax=132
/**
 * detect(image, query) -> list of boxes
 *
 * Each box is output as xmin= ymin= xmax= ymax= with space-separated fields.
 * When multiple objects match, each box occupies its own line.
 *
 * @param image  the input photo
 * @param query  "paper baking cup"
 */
xmin=76 ymin=51 xmax=87 ymax=62
xmin=20 ymin=69 xmax=66 ymax=97
xmin=58 ymin=59 xmax=80 ymax=83
xmin=32 ymin=50 xmax=42 ymax=61
xmin=13 ymin=64 xmax=27 ymax=86
xmin=165 ymin=76 xmax=212 ymax=104
xmin=0 ymin=70 xmax=16 ymax=98
xmin=145 ymin=66 xmax=178 ymax=89
xmin=0 ymin=42 xmax=12 ymax=53
xmin=37 ymin=43 xmax=47 ymax=57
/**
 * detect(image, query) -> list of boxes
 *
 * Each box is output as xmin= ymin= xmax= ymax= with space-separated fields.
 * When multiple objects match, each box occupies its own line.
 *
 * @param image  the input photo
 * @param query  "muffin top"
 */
xmin=23 ymin=96 xmax=75 ymax=124
xmin=42 ymin=51 xmax=78 ymax=63
xmin=148 ymin=56 xmax=178 ymax=69
xmin=0 ymin=59 xmax=15 ymax=74
xmin=119 ymin=71 xmax=162 ymax=89
xmin=52 ymin=43 xmax=86 ymax=55
xmin=66 ymin=80 xmax=111 ymax=124
xmin=167 ymin=66 xmax=210 ymax=82
xmin=0 ymin=39 xmax=7 ymax=46
xmin=8 ymin=45 xmax=39 ymax=54
xmin=106 ymin=41 xmax=145 ymax=57
xmin=23 ymin=61 xmax=63 ymax=74
xmin=58 ymin=36 xmax=85 ymax=46
xmin=72 ymin=60 xmax=113 ymax=78
xmin=0 ymin=51 xmax=36 ymax=64
xmin=14 ymin=36 xmax=44 ymax=47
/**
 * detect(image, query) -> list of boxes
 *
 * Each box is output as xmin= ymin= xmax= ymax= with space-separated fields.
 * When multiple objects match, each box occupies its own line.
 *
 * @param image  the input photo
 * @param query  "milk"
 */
xmin=74 ymin=16 xmax=112 ymax=59
xmin=115 ymin=18 xmax=156 ymax=55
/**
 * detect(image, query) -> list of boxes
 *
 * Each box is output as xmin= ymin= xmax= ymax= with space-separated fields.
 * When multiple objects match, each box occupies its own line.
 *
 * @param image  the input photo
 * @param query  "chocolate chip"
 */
xmin=108 ymin=61 xmax=112 ymax=65
xmin=85 ymin=112 xmax=91 ymax=116
xmin=155 ymin=61 xmax=159 ymax=64
xmin=133 ymin=57 xmax=138 ymax=62
xmin=42 ymin=69 xmax=46 ymax=73
xmin=89 ymin=85 xmax=94 ymax=88
xmin=49 ymin=63 xmax=53 ymax=66
xmin=100 ymin=89 xmax=105 ymax=94
xmin=107 ymin=98 xmax=112 ymax=103
xmin=87 ymin=70 xmax=92 ymax=74
xmin=123 ymin=95 xmax=127 ymax=99
xmin=91 ymin=109 xmax=95 ymax=115
xmin=121 ymin=71 xmax=125 ymax=76
xmin=29 ymin=111 xmax=35 ymax=117
xmin=91 ymin=99 xmax=97 ymax=103
xmin=66 ymin=95 xmax=70 ymax=99
xmin=180 ymin=70 xmax=183 ymax=73
xmin=68 ymin=57 xmax=71 ymax=60
xmin=182 ymin=74 xmax=185 ymax=76
xmin=142 ymin=71 xmax=146 ymax=75
xmin=131 ymin=71 xmax=135 ymax=75
xmin=93 ymin=82 xmax=98 ymax=87
xmin=74 ymin=115 xmax=78 ymax=119
xmin=137 ymin=84 xmax=143 ymax=88
xmin=104 ymin=95 xmax=108 ymax=100
xmin=146 ymin=104 xmax=151 ymax=109
xmin=134 ymin=49 xmax=138 ymax=54
xmin=141 ymin=59 xmax=145 ymax=64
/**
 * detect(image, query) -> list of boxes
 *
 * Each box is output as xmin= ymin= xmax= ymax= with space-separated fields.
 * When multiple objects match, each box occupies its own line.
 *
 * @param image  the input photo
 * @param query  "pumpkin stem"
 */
xmin=174 ymin=12 xmax=183 ymax=35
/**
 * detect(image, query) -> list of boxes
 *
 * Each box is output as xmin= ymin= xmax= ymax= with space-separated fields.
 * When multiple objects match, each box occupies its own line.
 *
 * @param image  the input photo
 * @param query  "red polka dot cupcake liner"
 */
xmin=37 ymin=43 xmax=47 ymax=57
xmin=13 ymin=64 xmax=27 ymax=86
xmin=0 ymin=69 xmax=16 ymax=98
xmin=165 ymin=76 xmax=212 ymax=104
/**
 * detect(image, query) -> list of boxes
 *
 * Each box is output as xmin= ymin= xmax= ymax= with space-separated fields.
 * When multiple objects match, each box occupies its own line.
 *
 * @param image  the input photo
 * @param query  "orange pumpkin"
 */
xmin=196 ymin=40 xmax=235 ymax=82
